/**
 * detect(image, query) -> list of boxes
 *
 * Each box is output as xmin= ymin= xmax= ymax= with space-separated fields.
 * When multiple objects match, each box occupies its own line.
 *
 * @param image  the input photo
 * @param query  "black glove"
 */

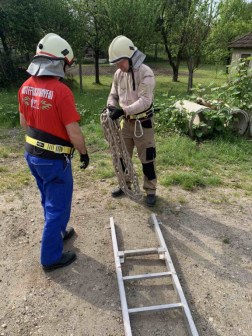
xmin=80 ymin=153 xmax=89 ymax=169
xmin=101 ymin=107 xmax=107 ymax=114
xmin=108 ymin=106 xmax=124 ymax=120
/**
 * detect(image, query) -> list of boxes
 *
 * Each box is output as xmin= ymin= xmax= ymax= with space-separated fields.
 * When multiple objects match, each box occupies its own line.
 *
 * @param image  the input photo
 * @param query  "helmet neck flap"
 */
xmin=128 ymin=50 xmax=146 ymax=91
xmin=131 ymin=49 xmax=146 ymax=70
xmin=27 ymin=58 xmax=66 ymax=78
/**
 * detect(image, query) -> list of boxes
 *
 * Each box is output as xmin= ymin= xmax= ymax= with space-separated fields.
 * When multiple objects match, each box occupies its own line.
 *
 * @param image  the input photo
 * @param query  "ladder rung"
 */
xmin=123 ymin=271 xmax=172 ymax=281
xmin=128 ymin=303 xmax=183 ymax=314
xmin=118 ymin=247 xmax=166 ymax=257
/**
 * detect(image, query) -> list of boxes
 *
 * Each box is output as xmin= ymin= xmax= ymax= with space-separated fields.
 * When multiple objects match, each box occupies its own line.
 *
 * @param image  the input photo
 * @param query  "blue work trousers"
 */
xmin=25 ymin=152 xmax=73 ymax=266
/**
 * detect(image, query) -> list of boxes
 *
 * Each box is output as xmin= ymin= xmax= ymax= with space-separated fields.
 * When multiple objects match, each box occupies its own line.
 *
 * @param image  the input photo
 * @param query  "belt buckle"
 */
xmin=54 ymin=145 xmax=64 ymax=154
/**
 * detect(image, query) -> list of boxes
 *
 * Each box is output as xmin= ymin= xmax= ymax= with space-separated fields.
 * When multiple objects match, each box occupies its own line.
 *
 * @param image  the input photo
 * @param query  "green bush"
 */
xmin=155 ymin=96 xmax=189 ymax=135
xmin=61 ymin=72 xmax=76 ymax=90
xmin=156 ymin=58 xmax=252 ymax=139
xmin=0 ymin=53 xmax=29 ymax=88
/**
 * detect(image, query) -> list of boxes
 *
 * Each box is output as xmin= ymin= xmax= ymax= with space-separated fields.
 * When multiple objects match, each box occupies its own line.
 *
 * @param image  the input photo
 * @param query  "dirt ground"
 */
xmin=0 ymin=147 xmax=251 ymax=336
xmin=68 ymin=64 xmax=203 ymax=77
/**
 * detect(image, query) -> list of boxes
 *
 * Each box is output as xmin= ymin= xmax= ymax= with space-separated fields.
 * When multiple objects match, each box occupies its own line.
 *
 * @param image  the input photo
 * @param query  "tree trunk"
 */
xmin=0 ymin=30 xmax=16 ymax=83
xmin=161 ymin=27 xmax=179 ymax=82
xmin=187 ymin=56 xmax=193 ymax=93
xmin=78 ymin=50 xmax=83 ymax=93
xmin=173 ymin=66 xmax=179 ymax=82
xmin=0 ymin=30 xmax=9 ymax=54
xmin=154 ymin=44 xmax=158 ymax=60
xmin=164 ymin=41 xmax=179 ymax=82
xmin=94 ymin=49 xmax=100 ymax=84
xmin=0 ymin=53 xmax=10 ymax=80
xmin=226 ymin=56 xmax=231 ymax=75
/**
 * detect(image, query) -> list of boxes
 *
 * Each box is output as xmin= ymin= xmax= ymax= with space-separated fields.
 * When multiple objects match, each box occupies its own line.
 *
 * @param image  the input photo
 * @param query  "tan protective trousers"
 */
xmin=121 ymin=117 xmax=157 ymax=195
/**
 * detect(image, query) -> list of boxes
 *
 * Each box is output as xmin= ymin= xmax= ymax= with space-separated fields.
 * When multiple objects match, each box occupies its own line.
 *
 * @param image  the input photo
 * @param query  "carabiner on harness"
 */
xmin=134 ymin=118 xmax=143 ymax=138
xmin=64 ymin=154 xmax=70 ymax=164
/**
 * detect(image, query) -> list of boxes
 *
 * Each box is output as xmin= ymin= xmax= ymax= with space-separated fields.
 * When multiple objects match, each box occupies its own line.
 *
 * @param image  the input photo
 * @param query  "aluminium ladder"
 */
xmin=110 ymin=213 xmax=199 ymax=336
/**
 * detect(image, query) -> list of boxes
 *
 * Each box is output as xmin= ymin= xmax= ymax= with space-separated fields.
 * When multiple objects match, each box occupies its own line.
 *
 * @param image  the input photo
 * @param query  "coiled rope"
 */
xmin=100 ymin=109 xmax=143 ymax=201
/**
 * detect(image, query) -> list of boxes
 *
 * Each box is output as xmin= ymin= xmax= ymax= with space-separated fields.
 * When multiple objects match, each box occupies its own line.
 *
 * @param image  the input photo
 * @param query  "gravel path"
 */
xmin=0 ymin=154 xmax=251 ymax=336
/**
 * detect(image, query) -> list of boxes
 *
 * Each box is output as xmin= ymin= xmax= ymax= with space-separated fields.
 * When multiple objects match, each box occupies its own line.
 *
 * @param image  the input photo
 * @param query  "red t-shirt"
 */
xmin=18 ymin=76 xmax=81 ymax=142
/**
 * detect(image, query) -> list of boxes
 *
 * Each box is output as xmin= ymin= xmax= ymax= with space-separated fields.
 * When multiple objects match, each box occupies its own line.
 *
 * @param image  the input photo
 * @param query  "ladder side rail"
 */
xmin=110 ymin=217 xmax=132 ymax=336
xmin=151 ymin=214 xmax=199 ymax=336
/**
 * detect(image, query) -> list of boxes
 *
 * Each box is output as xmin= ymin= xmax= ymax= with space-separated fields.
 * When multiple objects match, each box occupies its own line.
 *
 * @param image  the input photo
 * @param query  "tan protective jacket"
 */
xmin=107 ymin=64 xmax=155 ymax=116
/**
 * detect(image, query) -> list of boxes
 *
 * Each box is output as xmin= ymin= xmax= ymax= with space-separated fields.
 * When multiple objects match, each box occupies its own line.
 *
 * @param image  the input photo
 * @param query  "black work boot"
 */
xmin=63 ymin=227 xmax=75 ymax=241
xmin=111 ymin=187 xmax=124 ymax=198
xmin=42 ymin=251 xmax=76 ymax=272
xmin=146 ymin=194 xmax=156 ymax=207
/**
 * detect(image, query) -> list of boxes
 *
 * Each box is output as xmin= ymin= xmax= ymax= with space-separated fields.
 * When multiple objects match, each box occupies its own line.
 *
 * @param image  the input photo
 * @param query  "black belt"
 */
xmin=124 ymin=104 xmax=155 ymax=121
xmin=25 ymin=126 xmax=74 ymax=160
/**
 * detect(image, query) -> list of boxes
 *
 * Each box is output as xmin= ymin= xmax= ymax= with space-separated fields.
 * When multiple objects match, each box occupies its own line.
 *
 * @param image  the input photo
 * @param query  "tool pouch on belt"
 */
xmin=25 ymin=126 xmax=74 ymax=160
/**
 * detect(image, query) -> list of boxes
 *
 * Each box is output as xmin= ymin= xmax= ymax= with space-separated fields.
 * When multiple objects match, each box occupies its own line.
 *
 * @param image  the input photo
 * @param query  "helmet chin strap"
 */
xmin=129 ymin=59 xmax=136 ymax=91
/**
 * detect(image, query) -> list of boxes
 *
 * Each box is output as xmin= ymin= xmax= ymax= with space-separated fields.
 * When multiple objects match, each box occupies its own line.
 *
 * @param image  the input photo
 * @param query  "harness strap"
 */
xmin=123 ymin=107 xmax=154 ymax=120
xmin=26 ymin=135 xmax=75 ymax=155
xmin=125 ymin=116 xmax=152 ymax=124
xmin=129 ymin=59 xmax=135 ymax=91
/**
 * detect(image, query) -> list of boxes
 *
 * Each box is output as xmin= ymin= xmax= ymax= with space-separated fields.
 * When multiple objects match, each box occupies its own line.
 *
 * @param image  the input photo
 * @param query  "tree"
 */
xmin=184 ymin=0 xmax=216 ymax=91
xmin=0 ymin=0 xmax=76 ymax=54
xmin=0 ymin=0 xmax=76 ymax=87
xmin=104 ymin=0 xmax=158 ymax=51
xmin=156 ymin=0 xmax=196 ymax=82
xmin=72 ymin=0 xmax=110 ymax=84
xmin=0 ymin=0 xmax=42 ymax=86
xmin=206 ymin=0 xmax=252 ymax=65
xmin=0 ymin=0 xmax=41 ymax=54
xmin=36 ymin=0 xmax=77 ymax=48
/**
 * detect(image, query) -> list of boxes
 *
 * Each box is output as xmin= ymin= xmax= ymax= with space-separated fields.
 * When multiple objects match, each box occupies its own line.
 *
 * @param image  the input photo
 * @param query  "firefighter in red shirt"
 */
xmin=18 ymin=33 xmax=89 ymax=271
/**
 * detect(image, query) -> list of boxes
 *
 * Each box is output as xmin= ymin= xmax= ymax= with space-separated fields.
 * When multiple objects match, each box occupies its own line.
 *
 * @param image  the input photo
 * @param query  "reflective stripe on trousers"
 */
xmin=25 ymin=152 xmax=73 ymax=266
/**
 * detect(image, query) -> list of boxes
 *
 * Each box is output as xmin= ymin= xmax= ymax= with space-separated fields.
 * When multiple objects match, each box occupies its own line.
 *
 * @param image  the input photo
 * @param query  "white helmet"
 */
xmin=34 ymin=33 xmax=74 ymax=66
xmin=109 ymin=35 xmax=137 ymax=64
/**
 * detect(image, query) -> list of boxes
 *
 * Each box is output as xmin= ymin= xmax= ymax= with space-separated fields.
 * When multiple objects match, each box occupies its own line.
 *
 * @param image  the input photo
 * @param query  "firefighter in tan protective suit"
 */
xmin=106 ymin=36 xmax=157 ymax=207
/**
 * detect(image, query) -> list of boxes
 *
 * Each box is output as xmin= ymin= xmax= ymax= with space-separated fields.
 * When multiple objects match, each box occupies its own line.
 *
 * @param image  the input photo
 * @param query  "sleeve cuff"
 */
xmin=124 ymin=106 xmax=131 ymax=115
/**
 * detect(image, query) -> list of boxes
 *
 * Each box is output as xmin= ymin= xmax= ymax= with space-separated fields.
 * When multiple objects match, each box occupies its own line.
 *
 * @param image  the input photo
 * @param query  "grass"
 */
xmin=177 ymin=195 xmax=187 ymax=204
xmin=222 ymin=238 xmax=230 ymax=244
xmin=0 ymin=128 xmax=32 ymax=193
xmin=0 ymin=90 xmax=20 ymax=127
xmin=156 ymin=132 xmax=252 ymax=191
xmin=153 ymin=63 xmax=227 ymax=97
xmin=0 ymin=63 xmax=251 ymax=197
xmin=0 ymin=62 xmax=227 ymax=127
xmin=160 ymin=172 xmax=222 ymax=191
xmin=0 ymin=166 xmax=8 ymax=172
xmin=0 ymin=169 xmax=31 ymax=193
xmin=73 ymin=62 xmax=227 ymax=108
xmin=161 ymin=134 xmax=251 ymax=165
xmin=69 ymin=124 xmax=252 ymax=193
